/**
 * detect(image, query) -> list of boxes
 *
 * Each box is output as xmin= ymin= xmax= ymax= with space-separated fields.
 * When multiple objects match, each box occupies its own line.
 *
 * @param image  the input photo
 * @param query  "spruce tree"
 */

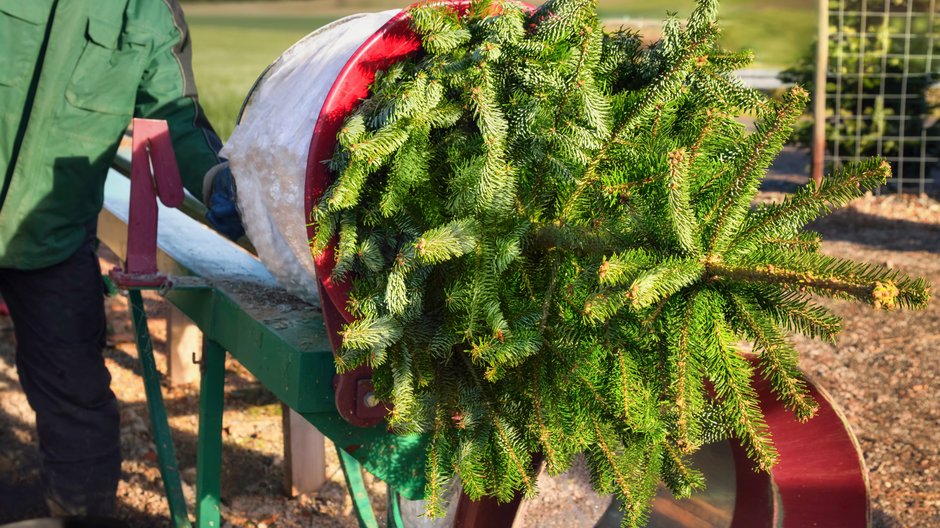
xmin=310 ymin=0 xmax=931 ymax=524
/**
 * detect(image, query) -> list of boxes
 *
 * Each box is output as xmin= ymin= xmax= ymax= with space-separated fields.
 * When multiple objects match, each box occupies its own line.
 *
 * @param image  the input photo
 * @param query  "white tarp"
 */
xmin=222 ymin=10 xmax=400 ymax=303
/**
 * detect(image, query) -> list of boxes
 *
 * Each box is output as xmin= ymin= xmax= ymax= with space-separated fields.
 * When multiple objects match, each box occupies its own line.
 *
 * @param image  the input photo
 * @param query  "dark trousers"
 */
xmin=0 ymin=227 xmax=120 ymax=515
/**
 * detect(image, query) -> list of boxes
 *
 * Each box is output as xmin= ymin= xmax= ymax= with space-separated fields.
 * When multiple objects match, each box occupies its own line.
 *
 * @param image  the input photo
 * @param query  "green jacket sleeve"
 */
xmin=134 ymin=0 xmax=222 ymax=202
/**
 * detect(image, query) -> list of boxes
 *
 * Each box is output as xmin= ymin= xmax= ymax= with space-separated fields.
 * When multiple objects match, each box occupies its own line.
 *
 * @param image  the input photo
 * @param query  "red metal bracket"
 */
xmin=109 ymin=118 xmax=184 ymax=289
xmin=319 ymin=279 xmax=388 ymax=428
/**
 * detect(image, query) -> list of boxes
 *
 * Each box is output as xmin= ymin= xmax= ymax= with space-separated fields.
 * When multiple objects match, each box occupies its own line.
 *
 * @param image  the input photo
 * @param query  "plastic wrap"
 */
xmin=222 ymin=11 xmax=401 ymax=303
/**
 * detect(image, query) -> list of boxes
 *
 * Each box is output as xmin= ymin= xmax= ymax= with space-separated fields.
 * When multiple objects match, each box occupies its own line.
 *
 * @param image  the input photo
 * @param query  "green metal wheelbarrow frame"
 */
xmin=99 ymin=154 xmax=425 ymax=528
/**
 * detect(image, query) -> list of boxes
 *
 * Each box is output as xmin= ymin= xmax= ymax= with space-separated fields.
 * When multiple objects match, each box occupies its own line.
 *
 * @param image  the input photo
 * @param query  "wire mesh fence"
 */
xmin=821 ymin=0 xmax=939 ymax=194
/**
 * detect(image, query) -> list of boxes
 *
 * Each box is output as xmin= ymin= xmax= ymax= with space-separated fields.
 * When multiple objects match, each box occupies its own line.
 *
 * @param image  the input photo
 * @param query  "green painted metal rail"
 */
xmin=100 ymin=154 xmax=427 ymax=527
xmin=129 ymin=289 xmax=192 ymax=527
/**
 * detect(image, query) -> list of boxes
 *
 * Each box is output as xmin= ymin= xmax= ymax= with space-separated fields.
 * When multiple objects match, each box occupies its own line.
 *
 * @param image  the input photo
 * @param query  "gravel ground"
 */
xmin=1 ymin=148 xmax=938 ymax=527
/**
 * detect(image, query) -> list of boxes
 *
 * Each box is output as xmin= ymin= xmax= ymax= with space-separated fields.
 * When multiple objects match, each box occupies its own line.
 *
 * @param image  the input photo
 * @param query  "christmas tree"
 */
xmin=309 ymin=0 xmax=931 ymax=524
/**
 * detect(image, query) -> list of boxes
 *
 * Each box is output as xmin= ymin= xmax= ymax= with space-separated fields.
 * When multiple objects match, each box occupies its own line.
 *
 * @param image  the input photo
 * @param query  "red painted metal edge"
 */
xmin=304 ymin=6 xmax=425 ymax=428
xmin=454 ymin=454 xmax=541 ymax=528
xmin=304 ymin=1 xmax=513 ymax=428
xmin=731 ymin=363 xmax=870 ymax=527
xmin=305 ymin=0 xmax=525 ymax=327
xmin=765 ymin=373 xmax=870 ymax=527
xmin=321 ymin=278 xmax=390 ymax=427
xmin=453 ymin=493 xmax=525 ymax=528
xmin=305 ymin=7 xmax=424 ymax=326
xmin=729 ymin=439 xmax=776 ymax=528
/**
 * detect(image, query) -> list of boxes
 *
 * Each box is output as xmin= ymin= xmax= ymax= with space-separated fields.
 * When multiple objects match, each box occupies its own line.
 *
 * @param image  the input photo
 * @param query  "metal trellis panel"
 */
xmin=816 ymin=0 xmax=939 ymax=194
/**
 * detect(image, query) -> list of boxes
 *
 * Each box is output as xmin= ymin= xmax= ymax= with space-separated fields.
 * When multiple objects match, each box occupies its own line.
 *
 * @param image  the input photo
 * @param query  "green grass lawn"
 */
xmin=597 ymin=0 xmax=816 ymax=68
xmin=188 ymin=16 xmax=333 ymax=139
xmin=184 ymin=0 xmax=815 ymax=139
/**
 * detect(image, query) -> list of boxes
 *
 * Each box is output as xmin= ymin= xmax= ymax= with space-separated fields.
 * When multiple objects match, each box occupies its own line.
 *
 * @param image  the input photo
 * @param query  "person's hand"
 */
xmin=203 ymin=162 xmax=246 ymax=241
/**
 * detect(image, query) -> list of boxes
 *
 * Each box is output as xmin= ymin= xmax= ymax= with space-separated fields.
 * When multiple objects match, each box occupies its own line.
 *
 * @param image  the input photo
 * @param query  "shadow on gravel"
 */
xmin=2 ymin=397 xmax=287 ymax=527
xmin=763 ymin=147 xmax=939 ymax=196
xmin=809 ymin=211 xmax=940 ymax=254
xmin=111 ymin=405 xmax=286 ymax=528
xmin=761 ymin=147 xmax=940 ymax=254
xmin=0 ymin=409 xmax=46 ymax=522
xmin=872 ymin=507 xmax=902 ymax=528
xmin=762 ymin=147 xmax=812 ymax=193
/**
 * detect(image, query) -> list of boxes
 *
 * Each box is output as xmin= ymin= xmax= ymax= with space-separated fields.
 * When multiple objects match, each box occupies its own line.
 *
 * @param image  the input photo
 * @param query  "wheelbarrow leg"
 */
xmin=385 ymin=484 xmax=405 ymax=528
xmin=128 ymin=289 xmax=192 ymax=528
xmin=337 ymin=446 xmax=380 ymax=528
xmin=196 ymin=338 xmax=225 ymax=527
xmin=386 ymin=484 xmax=404 ymax=528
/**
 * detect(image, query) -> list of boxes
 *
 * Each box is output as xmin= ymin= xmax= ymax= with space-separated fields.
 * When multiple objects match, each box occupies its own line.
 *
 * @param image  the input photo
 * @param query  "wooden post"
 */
xmin=166 ymin=306 xmax=202 ymax=386
xmin=812 ymin=0 xmax=830 ymax=186
xmin=282 ymin=405 xmax=326 ymax=496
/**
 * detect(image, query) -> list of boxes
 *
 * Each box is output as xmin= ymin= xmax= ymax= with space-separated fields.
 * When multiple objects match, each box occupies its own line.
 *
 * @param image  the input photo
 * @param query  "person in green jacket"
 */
xmin=0 ymin=0 xmax=243 ymax=517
